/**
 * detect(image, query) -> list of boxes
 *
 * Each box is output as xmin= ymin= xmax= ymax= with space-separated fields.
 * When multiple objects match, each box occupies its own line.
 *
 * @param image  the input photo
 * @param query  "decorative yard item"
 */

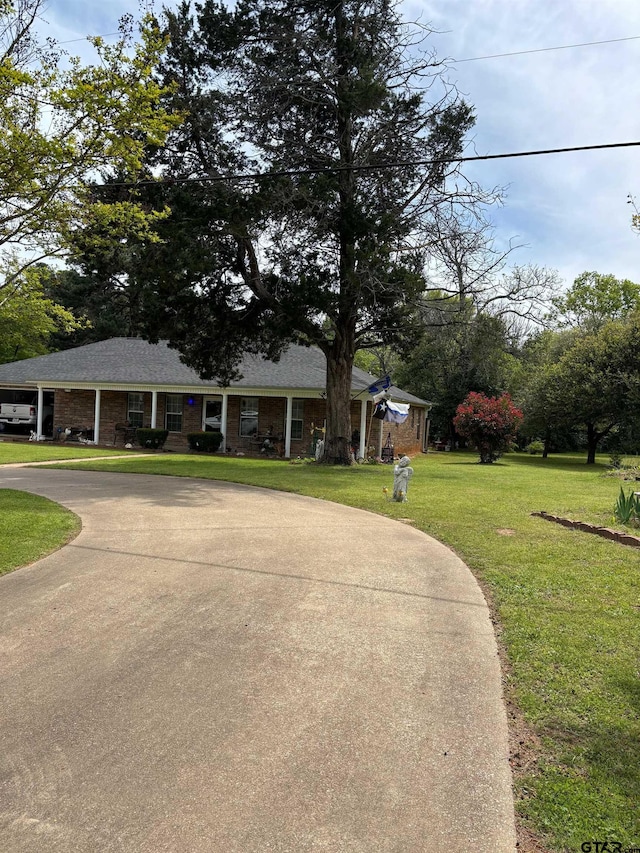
xmin=392 ymin=456 xmax=414 ymax=502
xmin=454 ymin=392 xmax=523 ymax=464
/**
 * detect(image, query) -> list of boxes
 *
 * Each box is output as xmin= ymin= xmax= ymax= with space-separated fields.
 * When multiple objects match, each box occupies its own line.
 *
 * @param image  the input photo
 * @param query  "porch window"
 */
xmin=291 ymin=399 xmax=304 ymax=440
xmin=165 ymin=394 xmax=183 ymax=432
xmin=128 ymin=392 xmax=144 ymax=428
xmin=239 ymin=397 xmax=259 ymax=436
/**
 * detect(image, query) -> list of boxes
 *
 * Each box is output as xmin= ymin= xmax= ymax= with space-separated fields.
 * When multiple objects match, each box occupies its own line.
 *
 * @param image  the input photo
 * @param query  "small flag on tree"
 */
xmin=368 ymin=375 xmax=391 ymax=394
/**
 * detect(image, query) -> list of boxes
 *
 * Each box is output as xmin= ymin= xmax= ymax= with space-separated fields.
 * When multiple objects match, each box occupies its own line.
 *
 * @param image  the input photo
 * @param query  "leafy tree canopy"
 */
xmin=0 ymin=264 xmax=83 ymax=363
xmin=0 ymin=0 xmax=178 ymax=307
xmin=535 ymin=313 xmax=640 ymax=462
xmin=549 ymin=271 xmax=640 ymax=331
xmin=42 ymin=267 xmax=150 ymax=350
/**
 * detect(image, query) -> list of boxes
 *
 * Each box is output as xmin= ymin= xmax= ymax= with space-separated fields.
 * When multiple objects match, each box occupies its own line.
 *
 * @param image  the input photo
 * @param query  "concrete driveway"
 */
xmin=0 ymin=467 xmax=516 ymax=852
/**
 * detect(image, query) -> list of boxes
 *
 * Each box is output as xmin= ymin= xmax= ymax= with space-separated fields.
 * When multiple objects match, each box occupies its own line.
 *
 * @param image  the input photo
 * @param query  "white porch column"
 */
xmin=424 ymin=407 xmax=432 ymax=452
xmin=284 ymin=395 xmax=293 ymax=459
xmin=151 ymin=391 xmax=158 ymax=429
xmin=93 ymin=389 xmax=101 ymax=445
xmin=220 ymin=393 xmax=229 ymax=451
xmin=359 ymin=398 xmax=367 ymax=460
xmin=36 ymin=386 xmax=44 ymax=439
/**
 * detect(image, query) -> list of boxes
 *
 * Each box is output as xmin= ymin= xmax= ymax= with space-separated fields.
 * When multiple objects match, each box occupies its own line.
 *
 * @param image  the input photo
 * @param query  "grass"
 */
xmin=0 ymin=489 xmax=80 ymax=576
xmin=2 ymin=444 xmax=639 ymax=851
xmin=0 ymin=440 xmax=135 ymax=464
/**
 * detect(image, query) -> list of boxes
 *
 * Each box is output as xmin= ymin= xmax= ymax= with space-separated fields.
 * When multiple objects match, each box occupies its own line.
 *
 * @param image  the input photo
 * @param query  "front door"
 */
xmin=203 ymin=396 xmax=223 ymax=432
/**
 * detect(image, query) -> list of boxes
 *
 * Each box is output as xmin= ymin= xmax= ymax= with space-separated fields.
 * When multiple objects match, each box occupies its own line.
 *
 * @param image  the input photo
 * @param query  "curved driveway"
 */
xmin=0 ymin=467 xmax=516 ymax=852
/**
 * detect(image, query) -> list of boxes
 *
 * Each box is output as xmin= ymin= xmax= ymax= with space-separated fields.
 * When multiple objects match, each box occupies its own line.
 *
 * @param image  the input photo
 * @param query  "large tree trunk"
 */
xmin=586 ymin=422 xmax=614 ymax=464
xmin=317 ymin=3 xmax=357 ymax=468
xmin=586 ymin=423 xmax=598 ymax=464
xmin=322 ymin=336 xmax=355 ymax=465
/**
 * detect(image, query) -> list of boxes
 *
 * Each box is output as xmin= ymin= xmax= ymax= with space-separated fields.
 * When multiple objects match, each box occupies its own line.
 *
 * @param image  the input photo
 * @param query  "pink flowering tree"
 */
xmin=453 ymin=392 xmax=523 ymax=463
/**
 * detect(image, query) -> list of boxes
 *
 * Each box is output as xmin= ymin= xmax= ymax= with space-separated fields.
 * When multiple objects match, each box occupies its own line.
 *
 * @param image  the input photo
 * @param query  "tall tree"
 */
xmin=422 ymin=207 xmax=560 ymax=336
xmin=74 ymin=0 xmax=500 ymax=463
xmin=0 ymin=0 xmax=177 ymax=308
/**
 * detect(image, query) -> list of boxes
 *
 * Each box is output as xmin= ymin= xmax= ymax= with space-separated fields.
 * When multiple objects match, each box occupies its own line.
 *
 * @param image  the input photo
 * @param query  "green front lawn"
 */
xmin=2 ymin=445 xmax=639 ymax=851
xmin=0 ymin=441 xmax=133 ymax=464
xmin=0 ymin=489 xmax=80 ymax=576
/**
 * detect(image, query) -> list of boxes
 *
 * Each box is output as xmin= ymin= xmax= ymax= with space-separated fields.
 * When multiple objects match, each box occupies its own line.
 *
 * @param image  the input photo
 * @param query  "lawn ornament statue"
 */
xmin=392 ymin=455 xmax=414 ymax=502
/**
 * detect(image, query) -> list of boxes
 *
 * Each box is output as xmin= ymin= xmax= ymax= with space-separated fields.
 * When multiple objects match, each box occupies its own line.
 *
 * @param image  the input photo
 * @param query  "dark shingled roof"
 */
xmin=0 ymin=338 xmax=430 ymax=405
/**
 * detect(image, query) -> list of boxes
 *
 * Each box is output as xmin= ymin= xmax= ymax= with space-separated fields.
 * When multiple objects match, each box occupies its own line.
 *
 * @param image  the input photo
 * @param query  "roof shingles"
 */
xmin=0 ymin=338 xmax=429 ymax=405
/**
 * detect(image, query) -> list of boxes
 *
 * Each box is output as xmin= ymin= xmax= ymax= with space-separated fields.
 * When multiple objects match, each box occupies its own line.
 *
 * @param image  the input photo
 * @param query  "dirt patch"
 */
xmin=496 ymin=528 xmax=517 ymax=536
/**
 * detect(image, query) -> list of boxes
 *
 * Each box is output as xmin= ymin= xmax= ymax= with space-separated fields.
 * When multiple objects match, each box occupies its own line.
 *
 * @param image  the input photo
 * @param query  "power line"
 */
xmin=56 ymin=32 xmax=120 ymax=46
xmin=47 ymin=25 xmax=640 ymax=63
xmin=452 ymin=35 xmax=640 ymax=63
xmin=95 ymin=141 xmax=640 ymax=189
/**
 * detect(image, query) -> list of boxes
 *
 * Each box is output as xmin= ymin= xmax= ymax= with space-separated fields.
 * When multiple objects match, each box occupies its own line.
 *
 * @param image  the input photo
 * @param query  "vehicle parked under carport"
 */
xmin=0 ymin=389 xmax=54 ymax=435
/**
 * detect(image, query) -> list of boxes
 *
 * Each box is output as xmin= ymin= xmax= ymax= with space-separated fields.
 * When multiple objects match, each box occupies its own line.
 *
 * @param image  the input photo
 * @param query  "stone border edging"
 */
xmin=531 ymin=511 xmax=640 ymax=548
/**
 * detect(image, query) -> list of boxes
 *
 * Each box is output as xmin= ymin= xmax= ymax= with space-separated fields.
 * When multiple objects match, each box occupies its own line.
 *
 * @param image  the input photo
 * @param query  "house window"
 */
xmin=239 ymin=397 xmax=259 ymax=436
xmin=165 ymin=394 xmax=183 ymax=432
xmin=128 ymin=392 xmax=144 ymax=428
xmin=291 ymin=399 xmax=304 ymax=440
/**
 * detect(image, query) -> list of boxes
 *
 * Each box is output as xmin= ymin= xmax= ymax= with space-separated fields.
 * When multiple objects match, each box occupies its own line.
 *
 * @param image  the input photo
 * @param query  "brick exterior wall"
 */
xmin=51 ymin=390 xmax=426 ymax=457
xmin=368 ymin=405 xmax=426 ymax=458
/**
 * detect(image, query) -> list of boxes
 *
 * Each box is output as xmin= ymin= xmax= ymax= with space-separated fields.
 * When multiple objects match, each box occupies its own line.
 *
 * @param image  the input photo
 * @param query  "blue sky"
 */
xmin=40 ymin=0 xmax=640 ymax=290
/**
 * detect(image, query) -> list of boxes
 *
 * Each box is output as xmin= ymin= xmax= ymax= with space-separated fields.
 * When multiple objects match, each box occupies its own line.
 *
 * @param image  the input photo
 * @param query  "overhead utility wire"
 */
xmin=56 ymin=32 xmax=120 ymax=45
xmin=453 ymin=35 xmax=640 ymax=63
xmin=98 ymin=141 xmax=640 ymax=188
xmin=53 ymin=29 xmax=640 ymax=60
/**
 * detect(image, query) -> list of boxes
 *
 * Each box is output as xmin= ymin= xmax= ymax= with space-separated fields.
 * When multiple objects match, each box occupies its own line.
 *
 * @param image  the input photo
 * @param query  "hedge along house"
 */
xmin=0 ymin=338 xmax=431 ymax=458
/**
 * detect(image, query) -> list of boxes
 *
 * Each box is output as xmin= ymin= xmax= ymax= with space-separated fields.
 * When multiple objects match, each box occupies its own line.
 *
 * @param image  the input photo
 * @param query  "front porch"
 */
xmin=47 ymin=388 xmax=427 ymax=458
xmin=50 ymin=389 xmax=367 ymax=458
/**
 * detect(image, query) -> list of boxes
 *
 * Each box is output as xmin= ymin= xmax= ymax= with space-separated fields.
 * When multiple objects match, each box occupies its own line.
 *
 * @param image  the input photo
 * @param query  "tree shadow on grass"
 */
xmin=526 ymin=669 xmax=640 ymax=843
xmin=441 ymin=453 xmax=608 ymax=474
xmin=509 ymin=455 xmax=608 ymax=473
xmin=537 ymin=704 xmax=640 ymax=837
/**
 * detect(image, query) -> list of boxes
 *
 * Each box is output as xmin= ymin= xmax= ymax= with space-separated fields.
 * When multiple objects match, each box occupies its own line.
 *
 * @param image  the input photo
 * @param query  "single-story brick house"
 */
xmin=0 ymin=338 xmax=431 ymax=458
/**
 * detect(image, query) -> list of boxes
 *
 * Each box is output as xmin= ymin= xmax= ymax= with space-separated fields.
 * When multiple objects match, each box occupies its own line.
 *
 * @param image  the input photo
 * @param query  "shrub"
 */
xmin=608 ymin=451 xmax=623 ymax=469
xmin=186 ymin=431 xmax=224 ymax=453
xmin=453 ymin=392 xmax=523 ymax=464
xmin=135 ymin=428 xmax=169 ymax=450
xmin=526 ymin=440 xmax=545 ymax=455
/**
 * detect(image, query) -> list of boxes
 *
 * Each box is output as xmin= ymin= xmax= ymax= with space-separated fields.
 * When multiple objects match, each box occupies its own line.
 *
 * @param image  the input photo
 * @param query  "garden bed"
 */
xmin=532 ymin=511 xmax=640 ymax=547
